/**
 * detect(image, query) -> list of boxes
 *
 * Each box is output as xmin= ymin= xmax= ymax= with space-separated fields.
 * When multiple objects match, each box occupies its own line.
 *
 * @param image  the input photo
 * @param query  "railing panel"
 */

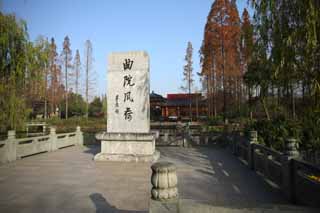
xmin=0 ymin=128 xmax=82 ymax=164
xmin=16 ymin=136 xmax=51 ymax=158
xmin=0 ymin=140 xmax=5 ymax=148
xmin=0 ymin=140 xmax=7 ymax=162
xmin=293 ymin=159 xmax=320 ymax=207
xmin=238 ymin=144 xmax=248 ymax=162
xmin=266 ymin=158 xmax=282 ymax=186
xmin=253 ymin=144 xmax=282 ymax=163
xmin=254 ymin=149 xmax=264 ymax=174
xmin=56 ymin=133 xmax=76 ymax=149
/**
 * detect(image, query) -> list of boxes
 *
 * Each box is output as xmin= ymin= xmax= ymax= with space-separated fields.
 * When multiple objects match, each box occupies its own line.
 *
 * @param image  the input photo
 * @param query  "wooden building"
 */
xmin=150 ymin=92 xmax=207 ymax=121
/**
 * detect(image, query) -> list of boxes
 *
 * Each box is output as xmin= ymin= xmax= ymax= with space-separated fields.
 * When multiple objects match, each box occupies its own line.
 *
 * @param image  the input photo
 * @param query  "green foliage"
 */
xmin=301 ymin=110 xmax=320 ymax=150
xmin=101 ymin=95 xmax=107 ymax=120
xmin=46 ymin=117 xmax=106 ymax=133
xmin=0 ymin=13 xmax=30 ymax=131
xmin=247 ymin=0 xmax=320 ymax=117
xmin=60 ymin=93 xmax=86 ymax=117
xmin=246 ymin=115 xmax=320 ymax=151
xmin=207 ymin=116 xmax=224 ymax=126
xmin=89 ymin=97 xmax=103 ymax=117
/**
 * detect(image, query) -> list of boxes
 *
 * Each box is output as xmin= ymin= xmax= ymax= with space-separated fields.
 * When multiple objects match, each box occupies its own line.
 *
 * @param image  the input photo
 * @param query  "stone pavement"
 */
xmin=0 ymin=145 xmax=290 ymax=213
xmin=158 ymin=146 xmax=288 ymax=208
xmin=0 ymin=146 xmax=150 ymax=213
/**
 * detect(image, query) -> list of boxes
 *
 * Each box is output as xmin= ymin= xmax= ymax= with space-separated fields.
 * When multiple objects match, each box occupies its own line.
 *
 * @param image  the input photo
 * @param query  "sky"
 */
xmin=2 ymin=0 xmax=252 ymax=97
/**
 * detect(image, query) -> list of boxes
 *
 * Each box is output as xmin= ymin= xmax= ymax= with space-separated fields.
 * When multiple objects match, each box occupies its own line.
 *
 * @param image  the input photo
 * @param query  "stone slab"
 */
xmin=107 ymin=51 xmax=150 ymax=133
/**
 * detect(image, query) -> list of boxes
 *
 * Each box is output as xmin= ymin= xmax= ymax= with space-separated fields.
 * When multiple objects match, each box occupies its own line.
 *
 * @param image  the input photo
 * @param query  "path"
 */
xmin=0 ymin=145 xmax=289 ymax=213
xmin=158 ymin=146 xmax=288 ymax=207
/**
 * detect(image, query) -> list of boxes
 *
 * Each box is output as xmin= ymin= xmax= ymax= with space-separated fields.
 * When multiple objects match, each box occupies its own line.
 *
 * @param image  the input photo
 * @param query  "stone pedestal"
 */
xmin=94 ymin=132 xmax=159 ymax=162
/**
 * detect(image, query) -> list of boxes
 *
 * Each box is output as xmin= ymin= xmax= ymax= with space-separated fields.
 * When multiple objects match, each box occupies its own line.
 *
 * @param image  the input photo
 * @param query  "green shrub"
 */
xmin=46 ymin=117 xmax=106 ymax=133
xmin=301 ymin=110 xmax=320 ymax=150
xmin=207 ymin=116 xmax=224 ymax=126
xmin=245 ymin=116 xmax=301 ymax=151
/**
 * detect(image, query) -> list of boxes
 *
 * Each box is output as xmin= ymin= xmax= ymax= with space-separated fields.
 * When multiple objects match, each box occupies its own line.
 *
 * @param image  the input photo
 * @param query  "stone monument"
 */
xmin=94 ymin=51 xmax=160 ymax=162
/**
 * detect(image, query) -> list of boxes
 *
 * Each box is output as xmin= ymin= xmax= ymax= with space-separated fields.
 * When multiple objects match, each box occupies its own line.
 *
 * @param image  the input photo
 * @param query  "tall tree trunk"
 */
xmin=221 ymin=39 xmax=226 ymax=121
xmin=291 ymin=85 xmax=296 ymax=119
xmin=189 ymin=67 xmax=192 ymax=121
xmin=44 ymin=63 xmax=47 ymax=119
xmin=249 ymin=86 xmax=253 ymax=120
xmin=261 ymin=97 xmax=270 ymax=120
xmin=65 ymin=55 xmax=68 ymax=119
xmin=206 ymin=76 xmax=211 ymax=118
xmin=86 ymin=47 xmax=89 ymax=119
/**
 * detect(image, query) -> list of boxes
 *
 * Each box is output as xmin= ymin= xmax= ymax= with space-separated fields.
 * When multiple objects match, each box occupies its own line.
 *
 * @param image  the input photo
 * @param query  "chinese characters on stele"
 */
xmin=115 ymin=59 xmax=135 ymax=121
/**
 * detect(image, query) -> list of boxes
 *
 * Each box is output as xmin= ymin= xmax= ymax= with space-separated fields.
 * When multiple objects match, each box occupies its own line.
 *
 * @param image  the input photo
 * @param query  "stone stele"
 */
xmin=94 ymin=51 xmax=160 ymax=162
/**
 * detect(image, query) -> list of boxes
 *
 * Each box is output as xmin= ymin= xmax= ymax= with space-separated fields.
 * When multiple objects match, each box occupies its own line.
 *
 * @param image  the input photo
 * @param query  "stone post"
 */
xmin=281 ymin=138 xmax=300 ymax=203
xmin=7 ymin=130 xmax=17 ymax=162
xmin=49 ymin=127 xmax=57 ymax=152
xmin=151 ymin=162 xmax=178 ymax=201
xmin=248 ymin=131 xmax=258 ymax=170
xmin=164 ymin=133 xmax=169 ymax=143
xmin=76 ymin=126 xmax=84 ymax=146
xmin=206 ymin=134 xmax=210 ymax=145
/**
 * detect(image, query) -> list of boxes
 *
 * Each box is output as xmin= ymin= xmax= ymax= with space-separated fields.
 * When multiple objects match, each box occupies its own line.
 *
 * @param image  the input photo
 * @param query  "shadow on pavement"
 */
xmin=158 ymin=146 xmax=288 ymax=208
xmin=83 ymin=145 xmax=101 ymax=156
xmin=89 ymin=193 xmax=146 ymax=213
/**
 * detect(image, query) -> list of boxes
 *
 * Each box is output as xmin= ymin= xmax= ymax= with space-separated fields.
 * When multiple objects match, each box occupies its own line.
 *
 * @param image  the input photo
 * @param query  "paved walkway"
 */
xmin=158 ymin=146 xmax=288 ymax=207
xmin=0 ymin=145 xmax=288 ymax=213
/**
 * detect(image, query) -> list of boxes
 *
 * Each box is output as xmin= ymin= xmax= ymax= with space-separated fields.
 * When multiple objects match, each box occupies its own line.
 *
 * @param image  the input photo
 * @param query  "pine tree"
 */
xmin=48 ymin=38 xmax=63 ymax=117
xmin=240 ymin=8 xmax=254 ymax=117
xmin=181 ymin=41 xmax=194 ymax=120
xmin=84 ymin=40 xmax=94 ymax=119
xmin=201 ymin=0 xmax=241 ymax=120
xmin=61 ymin=36 xmax=72 ymax=119
xmin=73 ymin=49 xmax=81 ymax=99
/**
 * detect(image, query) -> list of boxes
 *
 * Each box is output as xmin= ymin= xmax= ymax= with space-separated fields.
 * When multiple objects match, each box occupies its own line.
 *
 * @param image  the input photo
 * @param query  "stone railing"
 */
xmin=301 ymin=150 xmax=320 ymax=166
xmin=231 ymin=131 xmax=320 ymax=208
xmin=152 ymin=124 xmax=218 ymax=147
xmin=0 ymin=126 xmax=83 ymax=164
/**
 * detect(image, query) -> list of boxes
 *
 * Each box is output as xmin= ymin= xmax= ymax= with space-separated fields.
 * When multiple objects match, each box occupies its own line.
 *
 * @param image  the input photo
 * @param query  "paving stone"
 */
xmin=0 ymin=145 xmax=293 ymax=212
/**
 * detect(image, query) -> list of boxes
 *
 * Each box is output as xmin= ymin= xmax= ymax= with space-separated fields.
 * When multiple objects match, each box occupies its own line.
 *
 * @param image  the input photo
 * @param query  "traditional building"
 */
xmin=150 ymin=91 xmax=166 ymax=121
xmin=150 ymin=92 xmax=207 ymax=121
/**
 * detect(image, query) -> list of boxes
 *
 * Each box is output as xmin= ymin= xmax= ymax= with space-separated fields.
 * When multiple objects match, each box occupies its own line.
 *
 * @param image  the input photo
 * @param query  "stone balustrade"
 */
xmin=0 ymin=126 xmax=83 ymax=164
xmin=231 ymin=130 xmax=320 ymax=208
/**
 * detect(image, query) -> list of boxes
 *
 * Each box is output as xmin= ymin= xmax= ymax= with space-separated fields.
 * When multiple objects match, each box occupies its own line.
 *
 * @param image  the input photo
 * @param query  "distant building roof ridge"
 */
xmin=167 ymin=93 xmax=202 ymax=100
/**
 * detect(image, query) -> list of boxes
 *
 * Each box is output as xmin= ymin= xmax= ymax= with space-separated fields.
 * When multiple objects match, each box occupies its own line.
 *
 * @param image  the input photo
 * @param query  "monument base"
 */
xmin=94 ymin=132 xmax=160 ymax=162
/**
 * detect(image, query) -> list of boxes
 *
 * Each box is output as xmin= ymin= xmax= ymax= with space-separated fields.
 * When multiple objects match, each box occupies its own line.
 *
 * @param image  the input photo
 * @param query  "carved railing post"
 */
xmin=49 ymin=127 xmax=57 ymax=152
xmin=151 ymin=162 xmax=178 ymax=201
xmin=281 ymin=138 xmax=300 ymax=203
xmin=248 ymin=130 xmax=258 ymax=170
xmin=7 ymin=130 xmax=17 ymax=162
xmin=76 ymin=126 xmax=83 ymax=146
xmin=164 ymin=133 xmax=169 ymax=143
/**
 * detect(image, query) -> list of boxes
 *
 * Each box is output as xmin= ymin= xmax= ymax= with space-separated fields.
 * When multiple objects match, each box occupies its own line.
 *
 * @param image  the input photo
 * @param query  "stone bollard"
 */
xmin=283 ymin=138 xmax=299 ymax=157
xmin=7 ymin=130 xmax=17 ymax=162
xmin=249 ymin=131 xmax=258 ymax=143
xmin=248 ymin=131 xmax=258 ymax=170
xmin=76 ymin=126 xmax=84 ymax=146
xmin=49 ymin=127 xmax=57 ymax=152
xmin=151 ymin=162 xmax=178 ymax=201
xmin=281 ymin=138 xmax=300 ymax=203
